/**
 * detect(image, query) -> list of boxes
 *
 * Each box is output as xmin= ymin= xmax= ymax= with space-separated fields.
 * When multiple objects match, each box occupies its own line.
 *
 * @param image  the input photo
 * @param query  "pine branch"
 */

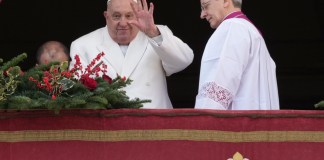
xmin=315 ymin=100 xmax=324 ymax=109
xmin=0 ymin=53 xmax=27 ymax=71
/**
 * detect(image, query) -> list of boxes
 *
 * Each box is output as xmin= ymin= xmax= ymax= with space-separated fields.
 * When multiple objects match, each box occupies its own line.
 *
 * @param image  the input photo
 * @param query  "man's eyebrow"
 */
xmin=201 ymin=1 xmax=210 ymax=5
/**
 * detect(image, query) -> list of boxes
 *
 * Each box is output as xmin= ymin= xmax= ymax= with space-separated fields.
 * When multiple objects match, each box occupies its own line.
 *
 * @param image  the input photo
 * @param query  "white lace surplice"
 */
xmin=195 ymin=18 xmax=279 ymax=110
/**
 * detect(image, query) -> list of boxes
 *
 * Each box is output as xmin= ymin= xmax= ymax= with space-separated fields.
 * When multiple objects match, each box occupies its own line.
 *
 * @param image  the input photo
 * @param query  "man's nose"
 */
xmin=200 ymin=10 xmax=207 ymax=19
xmin=119 ymin=17 xmax=129 ymax=26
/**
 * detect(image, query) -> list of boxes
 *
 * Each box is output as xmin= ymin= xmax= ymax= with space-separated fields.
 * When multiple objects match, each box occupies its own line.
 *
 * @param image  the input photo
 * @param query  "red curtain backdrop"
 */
xmin=1 ymin=109 xmax=324 ymax=160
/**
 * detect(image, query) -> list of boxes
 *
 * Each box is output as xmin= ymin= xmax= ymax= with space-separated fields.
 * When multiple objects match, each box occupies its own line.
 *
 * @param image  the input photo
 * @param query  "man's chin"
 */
xmin=210 ymin=23 xmax=218 ymax=29
xmin=116 ymin=38 xmax=131 ymax=45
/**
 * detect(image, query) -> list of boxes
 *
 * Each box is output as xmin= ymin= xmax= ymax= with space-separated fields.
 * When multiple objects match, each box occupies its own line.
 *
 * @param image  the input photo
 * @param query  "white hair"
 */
xmin=232 ymin=0 xmax=242 ymax=8
xmin=107 ymin=0 xmax=137 ymax=5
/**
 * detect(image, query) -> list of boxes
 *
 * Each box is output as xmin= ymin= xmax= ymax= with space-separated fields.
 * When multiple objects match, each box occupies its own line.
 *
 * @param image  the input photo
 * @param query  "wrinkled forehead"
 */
xmin=44 ymin=42 xmax=62 ymax=50
xmin=44 ymin=44 xmax=64 ymax=52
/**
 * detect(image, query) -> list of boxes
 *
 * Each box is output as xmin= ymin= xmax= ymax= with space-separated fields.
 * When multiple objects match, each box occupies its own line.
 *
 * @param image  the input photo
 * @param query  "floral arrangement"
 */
xmin=0 ymin=52 xmax=150 ymax=113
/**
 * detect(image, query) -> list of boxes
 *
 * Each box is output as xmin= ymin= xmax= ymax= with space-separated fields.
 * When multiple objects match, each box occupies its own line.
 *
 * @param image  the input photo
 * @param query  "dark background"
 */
xmin=0 ymin=0 xmax=323 ymax=110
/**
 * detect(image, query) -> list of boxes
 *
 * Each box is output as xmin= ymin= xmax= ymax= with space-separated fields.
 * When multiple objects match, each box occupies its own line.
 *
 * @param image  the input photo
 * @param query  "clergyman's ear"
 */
xmin=103 ymin=11 xmax=108 ymax=18
xmin=224 ymin=0 xmax=230 ymax=8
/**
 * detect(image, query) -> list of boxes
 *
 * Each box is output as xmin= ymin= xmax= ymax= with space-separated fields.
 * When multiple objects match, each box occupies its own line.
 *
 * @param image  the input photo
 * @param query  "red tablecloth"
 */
xmin=1 ymin=109 xmax=324 ymax=160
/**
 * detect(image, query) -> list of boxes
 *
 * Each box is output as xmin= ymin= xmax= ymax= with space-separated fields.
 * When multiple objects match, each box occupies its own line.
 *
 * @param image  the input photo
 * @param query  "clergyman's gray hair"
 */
xmin=107 ymin=0 xmax=137 ymax=6
xmin=232 ymin=0 xmax=242 ymax=8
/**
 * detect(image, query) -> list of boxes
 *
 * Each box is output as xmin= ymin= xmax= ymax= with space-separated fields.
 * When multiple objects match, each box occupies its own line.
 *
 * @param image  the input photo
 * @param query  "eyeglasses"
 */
xmin=201 ymin=0 xmax=211 ymax=11
xmin=110 ymin=12 xmax=136 ymax=21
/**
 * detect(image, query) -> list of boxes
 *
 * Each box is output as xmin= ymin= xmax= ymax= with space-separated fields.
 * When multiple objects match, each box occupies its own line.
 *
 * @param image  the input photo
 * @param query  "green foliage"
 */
xmin=0 ymin=53 xmax=27 ymax=102
xmin=0 ymin=53 xmax=27 ymax=71
xmin=0 ymin=53 xmax=151 ymax=113
xmin=315 ymin=100 xmax=324 ymax=109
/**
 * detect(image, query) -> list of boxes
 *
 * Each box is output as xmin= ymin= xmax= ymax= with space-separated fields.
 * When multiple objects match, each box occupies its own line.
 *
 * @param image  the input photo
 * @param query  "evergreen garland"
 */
xmin=0 ymin=53 xmax=27 ymax=102
xmin=0 ymin=53 xmax=151 ymax=113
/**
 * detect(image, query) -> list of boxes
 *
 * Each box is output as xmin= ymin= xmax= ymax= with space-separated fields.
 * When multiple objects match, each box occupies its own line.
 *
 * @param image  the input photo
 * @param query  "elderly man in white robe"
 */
xmin=195 ymin=0 xmax=279 ymax=110
xmin=69 ymin=0 xmax=194 ymax=109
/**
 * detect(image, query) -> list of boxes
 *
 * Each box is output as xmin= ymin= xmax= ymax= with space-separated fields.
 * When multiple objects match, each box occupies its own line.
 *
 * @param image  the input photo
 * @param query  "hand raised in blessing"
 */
xmin=129 ymin=0 xmax=160 ymax=38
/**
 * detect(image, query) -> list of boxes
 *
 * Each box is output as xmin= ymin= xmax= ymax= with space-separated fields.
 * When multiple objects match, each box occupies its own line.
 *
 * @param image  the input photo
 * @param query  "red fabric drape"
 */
xmin=1 ymin=109 xmax=324 ymax=160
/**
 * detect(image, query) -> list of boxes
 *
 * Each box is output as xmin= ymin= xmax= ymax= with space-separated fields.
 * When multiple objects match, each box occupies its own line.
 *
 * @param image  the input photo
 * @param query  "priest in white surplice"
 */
xmin=195 ymin=0 xmax=279 ymax=110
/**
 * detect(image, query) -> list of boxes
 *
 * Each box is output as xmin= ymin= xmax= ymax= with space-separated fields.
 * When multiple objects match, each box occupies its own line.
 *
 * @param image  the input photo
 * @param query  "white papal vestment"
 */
xmin=70 ymin=25 xmax=194 ymax=109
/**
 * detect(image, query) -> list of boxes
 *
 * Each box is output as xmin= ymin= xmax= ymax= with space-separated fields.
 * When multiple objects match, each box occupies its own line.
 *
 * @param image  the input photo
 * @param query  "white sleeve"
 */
xmin=150 ymin=35 xmax=163 ymax=46
xmin=195 ymin=21 xmax=251 ymax=109
xmin=148 ymin=25 xmax=194 ymax=76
